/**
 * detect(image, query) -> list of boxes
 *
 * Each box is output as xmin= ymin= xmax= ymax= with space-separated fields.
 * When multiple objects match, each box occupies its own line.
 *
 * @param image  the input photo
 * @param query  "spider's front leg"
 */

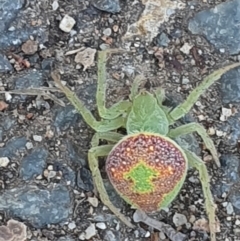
xmin=51 ymin=71 xmax=126 ymax=132
xmin=169 ymin=63 xmax=240 ymax=122
xmin=183 ymin=148 xmax=217 ymax=241
xmin=97 ymin=50 xmax=132 ymax=120
xmin=88 ymin=132 xmax=135 ymax=228
xmin=168 ymin=123 xmax=220 ymax=167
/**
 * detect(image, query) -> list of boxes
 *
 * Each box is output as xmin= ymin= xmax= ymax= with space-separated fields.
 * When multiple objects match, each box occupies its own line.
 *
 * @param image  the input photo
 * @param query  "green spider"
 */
xmin=52 ymin=50 xmax=240 ymax=241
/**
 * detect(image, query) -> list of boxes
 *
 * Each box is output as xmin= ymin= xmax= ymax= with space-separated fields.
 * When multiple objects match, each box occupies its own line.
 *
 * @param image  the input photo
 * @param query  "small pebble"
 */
xmin=103 ymin=28 xmax=112 ymax=36
xmin=85 ymin=223 xmax=96 ymax=239
xmin=59 ymin=15 xmax=76 ymax=33
xmin=180 ymin=42 xmax=193 ymax=55
xmin=96 ymin=222 xmax=106 ymax=230
xmin=68 ymin=221 xmax=76 ymax=230
xmin=226 ymin=202 xmax=234 ymax=215
xmin=26 ymin=142 xmax=33 ymax=149
xmin=88 ymin=197 xmax=98 ymax=207
xmin=33 ymin=135 xmax=42 ymax=142
xmin=0 ymin=157 xmax=10 ymax=167
xmin=173 ymin=213 xmax=187 ymax=226
xmin=236 ymin=219 xmax=240 ymax=225
xmin=145 ymin=231 xmax=150 ymax=238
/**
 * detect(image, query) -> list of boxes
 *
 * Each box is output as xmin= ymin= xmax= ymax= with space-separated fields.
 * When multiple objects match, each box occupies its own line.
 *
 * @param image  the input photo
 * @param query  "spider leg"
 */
xmin=169 ymin=63 xmax=240 ymax=121
xmin=183 ymin=148 xmax=217 ymax=241
xmin=51 ymin=71 xmax=126 ymax=132
xmin=168 ymin=123 xmax=220 ymax=167
xmin=90 ymin=131 xmax=124 ymax=147
xmin=88 ymin=132 xmax=135 ymax=228
xmin=129 ymin=75 xmax=146 ymax=101
xmin=97 ymin=50 xmax=132 ymax=120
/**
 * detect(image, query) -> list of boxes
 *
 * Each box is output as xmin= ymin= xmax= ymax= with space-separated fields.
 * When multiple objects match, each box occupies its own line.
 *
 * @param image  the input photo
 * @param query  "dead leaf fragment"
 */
xmin=0 ymin=101 xmax=8 ymax=111
xmin=21 ymin=40 xmax=38 ymax=55
xmin=0 ymin=219 xmax=27 ymax=241
xmin=193 ymin=218 xmax=210 ymax=232
xmin=74 ymin=48 xmax=97 ymax=71
xmin=193 ymin=218 xmax=220 ymax=233
xmin=123 ymin=0 xmax=185 ymax=42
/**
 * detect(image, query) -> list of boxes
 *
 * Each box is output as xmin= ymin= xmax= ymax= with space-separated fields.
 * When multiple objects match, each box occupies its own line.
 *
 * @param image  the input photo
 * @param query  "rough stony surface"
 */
xmin=0 ymin=0 xmax=240 ymax=240
xmin=19 ymin=147 xmax=48 ymax=180
xmin=0 ymin=184 xmax=72 ymax=228
xmin=188 ymin=0 xmax=240 ymax=54
xmin=219 ymin=66 xmax=240 ymax=104
xmin=0 ymin=54 xmax=13 ymax=73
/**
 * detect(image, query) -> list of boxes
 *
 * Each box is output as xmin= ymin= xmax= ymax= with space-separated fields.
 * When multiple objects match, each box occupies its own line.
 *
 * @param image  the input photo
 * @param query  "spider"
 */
xmin=52 ymin=50 xmax=240 ymax=241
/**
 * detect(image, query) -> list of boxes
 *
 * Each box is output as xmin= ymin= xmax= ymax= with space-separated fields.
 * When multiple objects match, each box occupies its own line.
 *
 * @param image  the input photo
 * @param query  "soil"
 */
xmin=0 ymin=0 xmax=239 ymax=241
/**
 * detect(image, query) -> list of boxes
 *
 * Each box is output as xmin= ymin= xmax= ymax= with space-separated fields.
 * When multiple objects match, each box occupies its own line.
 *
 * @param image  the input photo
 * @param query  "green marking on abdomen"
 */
xmin=124 ymin=161 xmax=158 ymax=193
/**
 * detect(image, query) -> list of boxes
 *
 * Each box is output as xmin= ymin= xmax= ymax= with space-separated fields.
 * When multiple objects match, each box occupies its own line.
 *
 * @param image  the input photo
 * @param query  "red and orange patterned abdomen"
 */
xmin=106 ymin=132 xmax=187 ymax=212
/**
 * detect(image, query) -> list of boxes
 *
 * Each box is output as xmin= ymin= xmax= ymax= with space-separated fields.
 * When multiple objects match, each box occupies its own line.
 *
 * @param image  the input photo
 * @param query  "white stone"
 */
xmin=180 ymin=43 xmax=193 ymax=55
xmin=59 ymin=15 xmax=76 ymax=33
xmin=173 ymin=213 xmax=187 ymax=226
xmin=103 ymin=28 xmax=112 ymax=36
xmin=235 ymin=219 xmax=240 ymax=225
xmin=226 ymin=202 xmax=234 ymax=215
xmin=96 ymin=222 xmax=106 ymax=230
xmin=5 ymin=92 xmax=12 ymax=101
xmin=33 ymin=135 xmax=42 ymax=142
xmin=0 ymin=157 xmax=10 ymax=167
xmin=88 ymin=197 xmax=98 ymax=207
xmin=85 ymin=223 xmax=96 ymax=239
xmin=145 ymin=231 xmax=151 ymax=237
xmin=26 ymin=142 xmax=33 ymax=149
xmin=79 ymin=233 xmax=85 ymax=240
xmin=52 ymin=0 xmax=59 ymax=10
xmin=68 ymin=221 xmax=76 ymax=230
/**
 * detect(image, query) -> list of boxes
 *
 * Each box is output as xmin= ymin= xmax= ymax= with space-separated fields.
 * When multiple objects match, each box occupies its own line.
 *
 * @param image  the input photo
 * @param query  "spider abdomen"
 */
xmin=106 ymin=132 xmax=188 ymax=212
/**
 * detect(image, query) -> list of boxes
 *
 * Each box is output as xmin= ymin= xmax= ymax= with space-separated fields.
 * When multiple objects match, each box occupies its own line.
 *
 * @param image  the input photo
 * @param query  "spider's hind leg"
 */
xmin=88 ymin=132 xmax=134 ymax=228
xmin=183 ymin=148 xmax=217 ymax=241
xmin=168 ymin=123 xmax=220 ymax=167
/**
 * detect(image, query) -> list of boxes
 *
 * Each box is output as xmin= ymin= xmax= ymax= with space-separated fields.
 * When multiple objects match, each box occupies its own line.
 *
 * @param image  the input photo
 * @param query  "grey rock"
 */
xmin=92 ymin=0 xmax=121 ymax=13
xmin=213 ymin=155 xmax=240 ymax=197
xmin=174 ymin=133 xmax=201 ymax=156
xmin=103 ymin=230 xmax=121 ymax=241
xmin=10 ymin=70 xmax=45 ymax=103
xmin=77 ymin=167 xmax=94 ymax=191
xmin=219 ymin=111 xmax=240 ymax=146
xmin=0 ymin=115 xmax=15 ymax=131
xmin=0 ymin=184 xmax=72 ymax=228
xmin=76 ymin=6 xmax=100 ymax=33
xmin=219 ymin=66 xmax=240 ymax=104
xmin=0 ymin=127 xmax=3 ymax=142
xmin=0 ymin=136 xmax=27 ymax=158
xmin=14 ymin=70 xmax=45 ymax=89
xmin=221 ymin=155 xmax=240 ymax=183
xmin=53 ymin=105 xmax=80 ymax=132
xmin=19 ymin=147 xmax=48 ymax=181
xmin=66 ymin=141 xmax=86 ymax=166
xmin=41 ymin=58 xmax=54 ymax=71
xmin=104 ymin=179 xmax=125 ymax=209
xmin=54 ymin=161 xmax=76 ymax=187
xmin=0 ymin=0 xmax=24 ymax=32
xmin=170 ymin=28 xmax=182 ymax=38
xmin=0 ymin=28 xmax=47 ymax=51
xmin=58 ymin=237 xmax=76 ymax=241
xmin=188 ymin=0 xmax=240 ymax=55
xmin=228 ymin=188 xmax=240 ymax=214
xmin=156 ymin=32 xmax=170 ymax=47
xmin=0 ymin=54 xmax=13 ymax=72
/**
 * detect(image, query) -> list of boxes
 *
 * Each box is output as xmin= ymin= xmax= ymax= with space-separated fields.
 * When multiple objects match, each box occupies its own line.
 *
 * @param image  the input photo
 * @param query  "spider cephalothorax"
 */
xmin=52 ymin=49 xmax=240 ymax=241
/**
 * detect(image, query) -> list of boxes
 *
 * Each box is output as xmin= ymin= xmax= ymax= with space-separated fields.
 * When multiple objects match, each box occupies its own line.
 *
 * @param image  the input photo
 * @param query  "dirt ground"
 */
xmin=0 ymin=0 xmax=240 ymax=240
